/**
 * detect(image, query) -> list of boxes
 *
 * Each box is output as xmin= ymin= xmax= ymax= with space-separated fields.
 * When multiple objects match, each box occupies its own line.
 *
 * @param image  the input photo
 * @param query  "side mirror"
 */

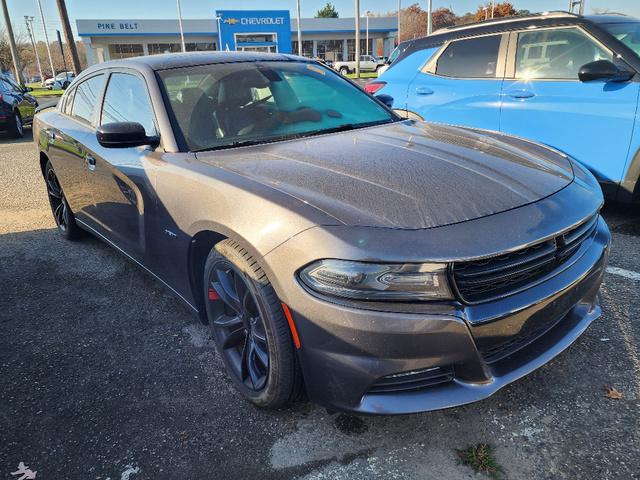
xmin=578 ymin=59 xmax=634 ymax=83
xmin=375 ymin=93 xmax=394 ymax=108
xmin=96 ymin=122 xmax=159 ymax=149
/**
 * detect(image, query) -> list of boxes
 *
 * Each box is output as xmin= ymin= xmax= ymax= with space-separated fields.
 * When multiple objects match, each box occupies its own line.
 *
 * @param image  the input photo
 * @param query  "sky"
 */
xmin=4 ymin=0 xmax=640 ymax=43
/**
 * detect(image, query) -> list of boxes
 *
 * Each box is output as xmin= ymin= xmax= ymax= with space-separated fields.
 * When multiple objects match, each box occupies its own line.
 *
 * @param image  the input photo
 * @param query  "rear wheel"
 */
xmin=339 ymin=67 xmax=349 ymax=75
xmin=8 ymin=111 xmax=23 ymax=138
xmin=45 ymin=161 xmax=83 ymax=240
xmin=204 ymin=239 xmax=302 ymax=408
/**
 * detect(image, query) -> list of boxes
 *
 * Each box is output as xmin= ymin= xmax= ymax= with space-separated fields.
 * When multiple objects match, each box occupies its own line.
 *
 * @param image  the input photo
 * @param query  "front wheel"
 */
xmin=45 ymin=161 xmax=83 ymax=240
xmin=204 ymin=239 xmax=302 ymax=408
xmin=339 ymin=67 xmax=349 ymax=75
xmin=8 ymin=112 xmax=23 ymax=138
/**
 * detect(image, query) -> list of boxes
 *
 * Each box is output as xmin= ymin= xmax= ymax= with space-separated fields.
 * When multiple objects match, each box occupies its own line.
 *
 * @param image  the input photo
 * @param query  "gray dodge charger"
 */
xmin=34 ymin=52 xmax=610 ymax=415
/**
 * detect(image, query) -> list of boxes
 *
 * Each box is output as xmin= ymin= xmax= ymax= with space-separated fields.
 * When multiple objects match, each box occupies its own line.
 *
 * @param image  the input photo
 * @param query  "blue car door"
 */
xmin=499 ymin=26 xmax=640 ymax=191
xmin=405 ymin=33 xmax=508 ymax=131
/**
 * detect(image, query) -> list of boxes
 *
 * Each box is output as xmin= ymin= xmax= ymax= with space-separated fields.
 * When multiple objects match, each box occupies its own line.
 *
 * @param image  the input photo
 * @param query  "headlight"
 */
xmin=298 ymin=259 xmax=453 ymax=301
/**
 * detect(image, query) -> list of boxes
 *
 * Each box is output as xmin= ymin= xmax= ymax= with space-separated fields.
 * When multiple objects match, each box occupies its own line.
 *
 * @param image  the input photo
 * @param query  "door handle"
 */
xmin=505 ymin=89 xmax=535 ymax=99
xmin=85 ymin=154 xmax=96 ymax=171
xmin=415 ymin=86 xmax=434 ymax=96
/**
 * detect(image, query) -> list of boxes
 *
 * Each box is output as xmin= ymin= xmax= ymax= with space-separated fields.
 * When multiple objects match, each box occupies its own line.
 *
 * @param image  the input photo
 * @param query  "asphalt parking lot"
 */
xmin=1 ymin=130 xmax=639 ymax=480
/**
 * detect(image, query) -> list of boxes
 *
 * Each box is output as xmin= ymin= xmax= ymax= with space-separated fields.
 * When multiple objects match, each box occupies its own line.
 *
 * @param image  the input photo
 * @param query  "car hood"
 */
xmin=194 ymin=120 xmax=574 ymax=229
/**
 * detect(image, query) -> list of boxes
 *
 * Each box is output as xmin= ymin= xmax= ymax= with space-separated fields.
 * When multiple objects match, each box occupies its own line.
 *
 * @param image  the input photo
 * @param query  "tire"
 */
xmin=339 ymin=67 xmax=349 ymax=75
xmin=8 ymin=111 xmax=23 ymax=138
xmin=62 ymin=81 xmax=70 ymax=89
xmin=204 ymin=239 xmax=302 ymax=408
xmin=44 ymin=161 xmax=83 ymax=240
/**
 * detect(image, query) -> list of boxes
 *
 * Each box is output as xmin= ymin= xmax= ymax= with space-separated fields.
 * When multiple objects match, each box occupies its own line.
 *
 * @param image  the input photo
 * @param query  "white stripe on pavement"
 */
xmin=606 ymin=266 xmax=640 ymax=281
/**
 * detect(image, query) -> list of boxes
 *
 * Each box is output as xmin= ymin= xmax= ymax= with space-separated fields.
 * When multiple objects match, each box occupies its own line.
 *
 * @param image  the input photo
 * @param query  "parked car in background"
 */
xmin=45 ymin=71 xmax=75 ymax=90
xmin=34 ymin=51 xmax=610 ymax=414
xmin=376 ymin=45 xmax=406 ymax=76
xmin=30 ymin=75 xmax=42 ymax=83
xmin=370 ymin=12 xmax=640 ymax=203
xmin=0 ymin=74 xmax=37 ymax=138
xmin=334 ymin=54 xmax=383 ymax=75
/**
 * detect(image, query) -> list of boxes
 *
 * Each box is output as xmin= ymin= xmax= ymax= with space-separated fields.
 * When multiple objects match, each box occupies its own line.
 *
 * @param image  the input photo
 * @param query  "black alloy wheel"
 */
xmin=208 ymin=261 xmax=270 ymax=391
xmin=203 ymin=239 xmax=302 ymax=408
xmin=45 ymin=161 xmax=82 ymax=239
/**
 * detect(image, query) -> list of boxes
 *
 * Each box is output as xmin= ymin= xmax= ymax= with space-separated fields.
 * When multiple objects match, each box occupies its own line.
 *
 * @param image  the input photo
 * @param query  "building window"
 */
xmin=108 ymin=43 xmax=143 ymax=59
xmin=148 ymin=43 xmax=181 ymax=55
xmin=291 ymin=40 xmax=313 ymax=57
xmin=149 ymin=42 xmax=217 ymax=55
xmin=186 ymin=42 xmax=216 ymax=51
xmin=346 ymin=39 xmax=374 ymax=61
xmin=316 ymin=39 xmax=344 ymax=62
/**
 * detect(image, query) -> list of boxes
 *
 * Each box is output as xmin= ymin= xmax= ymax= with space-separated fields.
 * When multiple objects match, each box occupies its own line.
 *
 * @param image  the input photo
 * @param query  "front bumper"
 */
xmin=272 ymin=217 xmax=609 ymax=414
xmin=264 ymin=169 xmax=610 ymax=414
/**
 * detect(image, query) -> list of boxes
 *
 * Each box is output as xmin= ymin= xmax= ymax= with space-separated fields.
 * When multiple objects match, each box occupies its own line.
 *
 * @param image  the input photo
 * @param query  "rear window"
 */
xmin=436 ymin=35 xmax=501 ymax=78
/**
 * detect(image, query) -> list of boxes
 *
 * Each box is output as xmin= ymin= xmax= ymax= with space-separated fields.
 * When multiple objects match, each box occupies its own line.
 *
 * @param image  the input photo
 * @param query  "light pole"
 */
xmin=36 ymin=0 xmax=56 ymax=77
xmin=354 ymin=0 xmax=360 ymax=78
xmin=25 ymin=16 xmax=44 ymax=83
xmin=397 ymin=0 xmax=401 ymax=44
xmin=491 ymin=0 xmax=495 ymax=18
xmin=216 ymin=15 xmax=223 ymax=51
xmin=177 ymin=0 xmax=186 ymax=52
xmin=427 ymin=0 xmax=432 ymax=35
xmin=365 ymin=11 xmax=370 ymax=56
xmin=296 ymin=0 xmax=302 ymax=56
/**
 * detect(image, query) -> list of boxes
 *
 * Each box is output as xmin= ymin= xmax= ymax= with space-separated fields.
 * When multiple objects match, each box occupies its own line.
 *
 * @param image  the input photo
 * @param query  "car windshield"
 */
xmin=158 ymin=61 xmax=396 ymax=151
xmin=601 ymin=22 xmax=640 ymax=58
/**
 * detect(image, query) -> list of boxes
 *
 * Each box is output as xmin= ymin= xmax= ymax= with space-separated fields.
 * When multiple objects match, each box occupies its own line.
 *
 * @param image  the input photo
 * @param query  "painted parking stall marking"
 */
xmin=606 ymin=266 xmax=640 ymax=281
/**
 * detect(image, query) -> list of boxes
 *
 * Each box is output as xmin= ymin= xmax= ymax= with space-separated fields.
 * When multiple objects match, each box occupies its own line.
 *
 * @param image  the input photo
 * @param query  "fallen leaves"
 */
xmin=604 ymin=385 xmax=623 ymax=400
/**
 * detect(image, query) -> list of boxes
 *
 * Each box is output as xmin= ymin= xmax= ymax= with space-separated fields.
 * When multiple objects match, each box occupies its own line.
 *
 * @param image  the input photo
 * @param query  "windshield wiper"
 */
xmin=191 ymin=119 xmax=396 ymax=153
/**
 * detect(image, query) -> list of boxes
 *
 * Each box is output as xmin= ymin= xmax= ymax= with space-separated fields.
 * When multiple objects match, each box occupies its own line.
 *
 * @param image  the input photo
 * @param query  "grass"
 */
xmin=456 ymin=444 xmax=503 ymax=479
xmin=345 ymin=72 xmax=379 ymax=79
xmin=26 ymin=83 xmax=64 ymax=97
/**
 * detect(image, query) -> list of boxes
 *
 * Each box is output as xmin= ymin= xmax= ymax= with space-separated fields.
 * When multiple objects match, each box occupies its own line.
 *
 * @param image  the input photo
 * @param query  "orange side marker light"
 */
xmin=282 ymin=303 xmax=301 ymax=349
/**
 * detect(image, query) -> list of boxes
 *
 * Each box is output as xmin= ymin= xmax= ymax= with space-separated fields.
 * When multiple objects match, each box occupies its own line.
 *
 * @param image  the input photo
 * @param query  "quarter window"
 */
xmin=436 ymin=35 xmax=502 ymax=78
xmin=101 ymin=73 xmax=157 ymax=136
xmin=71 ymin=74 xmax=105 ymax=123
xmin=515 ymin=27 xmax=612 ymax=80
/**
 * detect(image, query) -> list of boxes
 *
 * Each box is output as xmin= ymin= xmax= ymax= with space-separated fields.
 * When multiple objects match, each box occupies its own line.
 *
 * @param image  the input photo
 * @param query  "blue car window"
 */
xmin=515 ymin=27 xmax=612 ymax=80
xmin=601 ymin=22 xmax=640 ymax=58
xmin=435 ymin=35 xmax=501 ymax=78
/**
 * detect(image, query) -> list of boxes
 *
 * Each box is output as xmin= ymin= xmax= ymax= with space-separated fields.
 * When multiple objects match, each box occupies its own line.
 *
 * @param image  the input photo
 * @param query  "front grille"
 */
xmin=453 ymin=215 xmax=599 ymax=304
xmin=368 ymin=366 xmax=454 ymax=394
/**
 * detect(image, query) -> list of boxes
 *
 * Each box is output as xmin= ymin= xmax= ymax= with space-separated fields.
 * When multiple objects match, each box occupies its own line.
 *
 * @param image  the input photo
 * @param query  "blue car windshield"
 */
xmin=601 ymin=22 xmax=640 ymax=58
xmin=158 ymin=61 xmax=396 ymax=151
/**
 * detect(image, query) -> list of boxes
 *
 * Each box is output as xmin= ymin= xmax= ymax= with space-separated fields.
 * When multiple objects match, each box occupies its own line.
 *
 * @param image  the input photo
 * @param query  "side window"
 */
xmin=101 ymin=73 xmax=157 ymax=136
xmin=515 ymin=27 xmax=612 ymax=80
xmin=71 ymin=74 xmax=105 ymax=123
xmin=435 ymin=35 xmax=502 ymax=78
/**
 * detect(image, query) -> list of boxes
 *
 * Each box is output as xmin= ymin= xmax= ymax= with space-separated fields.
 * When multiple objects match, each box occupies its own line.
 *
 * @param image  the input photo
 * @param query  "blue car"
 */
xmin=368 ymin=12 xmax=640 ymax=203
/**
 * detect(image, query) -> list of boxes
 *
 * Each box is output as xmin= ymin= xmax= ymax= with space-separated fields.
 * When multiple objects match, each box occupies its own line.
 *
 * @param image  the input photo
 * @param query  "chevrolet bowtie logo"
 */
xmin=223 ymin=18 xmax=239 ymax=25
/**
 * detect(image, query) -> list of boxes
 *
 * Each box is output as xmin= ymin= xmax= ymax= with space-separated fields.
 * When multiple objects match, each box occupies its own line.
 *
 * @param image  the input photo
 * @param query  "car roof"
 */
xmin=394 ymin=12 xmax=639 ymax=64
xmin=88 ymin=51 xmax=311 ymax=73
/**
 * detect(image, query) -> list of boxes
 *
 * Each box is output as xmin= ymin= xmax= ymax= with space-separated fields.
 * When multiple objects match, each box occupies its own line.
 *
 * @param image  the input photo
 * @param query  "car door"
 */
xmin=406 ymin=33 xmax=507 ymax=131
xmin=46 ymin=74 xmax=107 ymax=226
xmin=81 ymin=70 xmax=161 ymax=263
xmin=1 ymin=78 xmax=37 ymax=124
xmin=499 ymin=26 xmax=640 ymax=189
xmin=360 ymin=55 xmax=376 ymax=71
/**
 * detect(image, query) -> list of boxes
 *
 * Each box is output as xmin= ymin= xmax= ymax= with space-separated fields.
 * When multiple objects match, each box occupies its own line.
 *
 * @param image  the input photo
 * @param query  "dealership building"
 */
xmin=76 ymin=10 xmax=398 ymax=66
